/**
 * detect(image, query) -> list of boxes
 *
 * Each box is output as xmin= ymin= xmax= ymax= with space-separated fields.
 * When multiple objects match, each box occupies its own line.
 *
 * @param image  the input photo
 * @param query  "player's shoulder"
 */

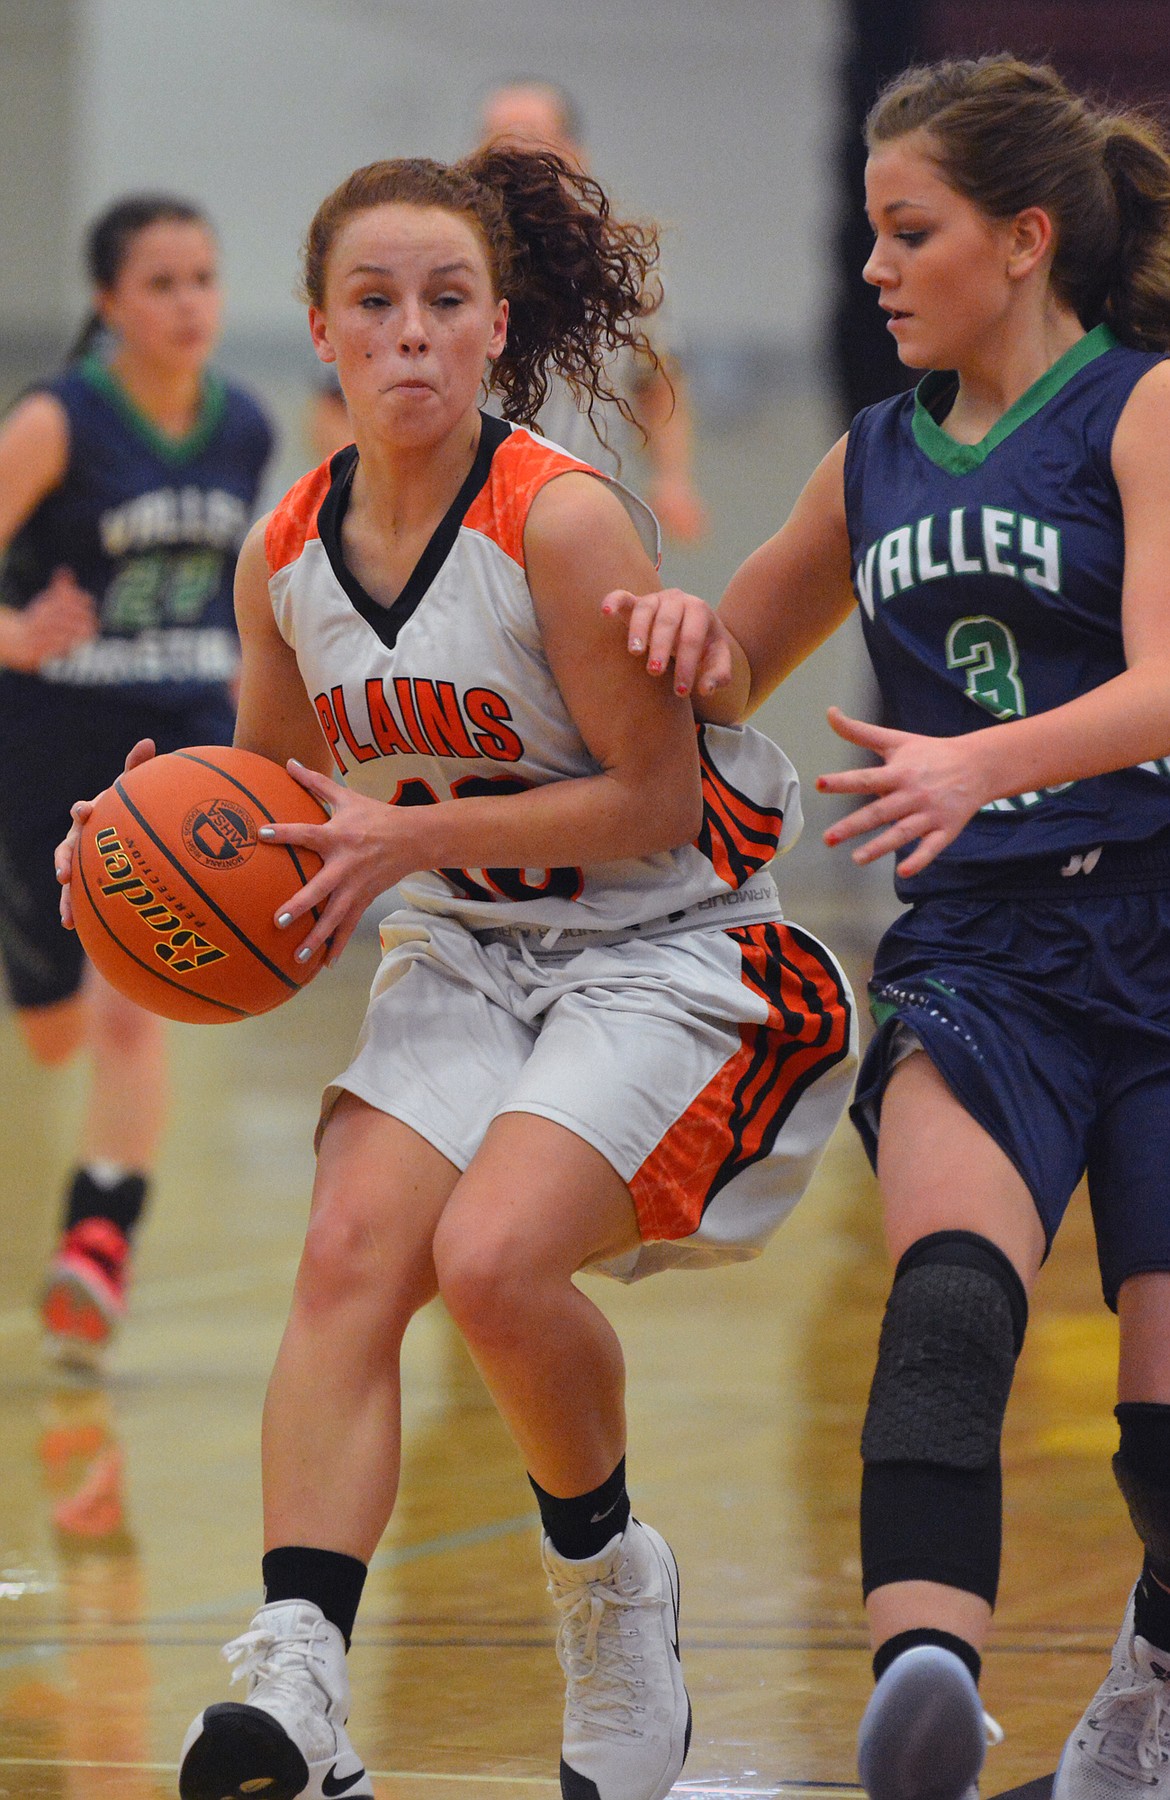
xmin=464 ymin=419 xmax=601 ymax=567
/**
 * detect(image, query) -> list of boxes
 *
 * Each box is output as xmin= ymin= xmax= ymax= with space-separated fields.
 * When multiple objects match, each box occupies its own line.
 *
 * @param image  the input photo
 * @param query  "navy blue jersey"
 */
xmin=844 ymin=324 xmax=1169 ymax=898
xmin=0 ymin=354 xmax=272 ymax=710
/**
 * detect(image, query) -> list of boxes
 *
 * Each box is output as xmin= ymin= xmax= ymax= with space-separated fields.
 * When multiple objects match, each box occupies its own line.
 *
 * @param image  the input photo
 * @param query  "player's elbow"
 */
xmin=655 ymin=781 xmax=705 ymax=851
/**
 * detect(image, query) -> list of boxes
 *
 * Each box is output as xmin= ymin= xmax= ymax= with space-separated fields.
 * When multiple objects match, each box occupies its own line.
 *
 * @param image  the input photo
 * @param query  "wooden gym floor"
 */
xmin=0 ymin=886 xmax=1137 ymax=1800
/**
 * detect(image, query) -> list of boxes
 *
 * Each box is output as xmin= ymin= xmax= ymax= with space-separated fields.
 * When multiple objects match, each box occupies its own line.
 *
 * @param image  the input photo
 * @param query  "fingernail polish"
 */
xmin=276 ymin=911 xmax=292 ymax=928
xmin=630 ymin=638 xmax=644 ymax=652
xmin=259 ymin=826 xmax=275 ymax=841
xmin=295 ymin=944 xmax=313 ymax=963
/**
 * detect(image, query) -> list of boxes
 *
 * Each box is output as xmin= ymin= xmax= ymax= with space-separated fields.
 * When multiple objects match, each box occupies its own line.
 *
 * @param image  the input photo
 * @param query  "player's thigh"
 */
xmin=877 ymin=1049 xmax=1046 ymax=1285
xmin=439 ymin=1110 xmax=642 ymax=1284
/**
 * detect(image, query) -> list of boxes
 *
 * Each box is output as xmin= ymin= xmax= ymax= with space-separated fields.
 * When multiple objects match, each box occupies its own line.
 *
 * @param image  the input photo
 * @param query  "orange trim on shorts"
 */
xmin=265 ymin=459 xmax=333 ymax=575
xmin=629 ymin=921 xmax=851 ymax=1244
xmin=696 ymin=730 xmax=785 ymax=887
xmin=463 ymin=427 xmax=595 ymax=568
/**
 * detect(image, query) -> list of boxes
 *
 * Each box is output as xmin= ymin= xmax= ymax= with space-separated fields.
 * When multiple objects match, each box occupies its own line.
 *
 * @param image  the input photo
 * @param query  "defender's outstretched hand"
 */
xmin=818 ymin=706 xmax=990 ymax=878
xmin=602 ymin=586 xmax=734 ymax=698
xmin=55 ymin=737 xmax=157 ymax=930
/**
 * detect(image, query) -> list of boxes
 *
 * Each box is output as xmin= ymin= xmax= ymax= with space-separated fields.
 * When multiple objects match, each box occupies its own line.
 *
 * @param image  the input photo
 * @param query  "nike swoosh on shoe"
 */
xmin=322 ymin=1764 xmax=370 ymax=1796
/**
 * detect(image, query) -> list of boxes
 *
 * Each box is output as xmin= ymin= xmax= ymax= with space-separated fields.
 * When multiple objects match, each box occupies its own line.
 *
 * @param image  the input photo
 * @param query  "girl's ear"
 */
xmin=308 ymin=306 xmax=338 ymax=365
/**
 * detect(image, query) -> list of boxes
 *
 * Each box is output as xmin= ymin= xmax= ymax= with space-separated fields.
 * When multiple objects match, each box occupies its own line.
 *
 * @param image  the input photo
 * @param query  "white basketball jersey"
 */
xmin=265 ymin=415 xmax=801 ymax=933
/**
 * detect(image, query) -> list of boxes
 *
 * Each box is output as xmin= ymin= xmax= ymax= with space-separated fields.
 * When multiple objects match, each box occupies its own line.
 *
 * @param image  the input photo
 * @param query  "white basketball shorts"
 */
xmin=320 ymin=907 xmax=857 ymax=1282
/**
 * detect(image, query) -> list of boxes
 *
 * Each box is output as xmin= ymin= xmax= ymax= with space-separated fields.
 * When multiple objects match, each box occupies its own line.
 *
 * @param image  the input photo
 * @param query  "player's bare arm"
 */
xmin=605 ymin=434 xmax=856 ymax=719
xmin=0 ymin=394 xmax=97 ymax=671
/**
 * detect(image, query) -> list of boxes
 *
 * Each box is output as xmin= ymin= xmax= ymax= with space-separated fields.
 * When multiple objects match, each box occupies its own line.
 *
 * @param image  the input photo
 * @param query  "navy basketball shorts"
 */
xmin=319 ymin=906 xmax=857 ymax=1282
xmin=850 ymin=872 xmax=1170 ymax=1308
xmin=0 ymin=675 xmax=235 ymax=1010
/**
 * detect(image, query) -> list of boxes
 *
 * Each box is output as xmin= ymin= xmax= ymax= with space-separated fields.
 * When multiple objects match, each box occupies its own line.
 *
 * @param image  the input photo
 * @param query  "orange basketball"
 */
xmin=72 ymin=746 xmax=329 ymax=1024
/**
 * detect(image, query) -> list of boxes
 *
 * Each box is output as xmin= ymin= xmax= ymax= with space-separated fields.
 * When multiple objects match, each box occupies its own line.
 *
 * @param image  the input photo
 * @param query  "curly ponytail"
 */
xmin=300 ymin=152 xmax=663 ymax=430
xmin=866 ymin=54 xmax=1170 ymax=351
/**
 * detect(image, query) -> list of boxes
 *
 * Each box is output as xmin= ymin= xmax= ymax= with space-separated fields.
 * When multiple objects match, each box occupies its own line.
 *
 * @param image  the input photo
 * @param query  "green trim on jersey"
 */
xmin=911 ymin=324 xmax=1118 ymax=474
xmin=79 ymin=354 xmax=227 ymax=464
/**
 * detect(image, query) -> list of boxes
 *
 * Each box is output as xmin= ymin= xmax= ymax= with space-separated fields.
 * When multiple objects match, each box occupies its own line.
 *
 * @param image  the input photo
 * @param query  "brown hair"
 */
xmin=300 ymin=150 xmax=663 ymax=432
xmin=866 ymin=55 xmax=1170 ymax=351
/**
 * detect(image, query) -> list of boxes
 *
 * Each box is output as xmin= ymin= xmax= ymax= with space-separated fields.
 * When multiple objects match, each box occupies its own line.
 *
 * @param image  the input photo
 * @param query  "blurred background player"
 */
xmin=0 ymin=193 xmax=273 ymax=1370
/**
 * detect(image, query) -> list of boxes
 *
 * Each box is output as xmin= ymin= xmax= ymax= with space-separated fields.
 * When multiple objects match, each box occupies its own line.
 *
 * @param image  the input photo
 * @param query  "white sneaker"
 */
xmin=178 ymin=1599 xmax=373 ymax=1800
xmin=1054 ymin=1587 xmax=1170 ymax=1800
xmin=858 ymin=1644 xmax=1003 ymax=1800
xmin=543 ymin=1519 xmax=691 ymax=1800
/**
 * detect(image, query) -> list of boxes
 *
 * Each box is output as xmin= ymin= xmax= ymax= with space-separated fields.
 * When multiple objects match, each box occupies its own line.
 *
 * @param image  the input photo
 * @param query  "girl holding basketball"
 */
xmin=0 ymin=195 xmax=272 ymax=1369
xmin=61 ymin=152 xmax=855 ymax=1800
xmin=607 ymin=55 xmax=1170 ymax=1800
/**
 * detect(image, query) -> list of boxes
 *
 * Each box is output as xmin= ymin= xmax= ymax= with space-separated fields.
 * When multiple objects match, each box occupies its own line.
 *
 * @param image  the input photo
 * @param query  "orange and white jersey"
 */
xmin=265 ymin=415 xmax=801 ymax=934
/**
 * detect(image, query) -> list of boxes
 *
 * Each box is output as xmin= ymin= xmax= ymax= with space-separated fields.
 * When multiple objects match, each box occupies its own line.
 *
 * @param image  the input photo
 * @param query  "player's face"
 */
xmin=310 ymin=204 xmax=509 ymax=448
xmin=862 ymin=134 xmax=1026 ymax=372
xmin=98 ymin=221 xmax=222 ymax=371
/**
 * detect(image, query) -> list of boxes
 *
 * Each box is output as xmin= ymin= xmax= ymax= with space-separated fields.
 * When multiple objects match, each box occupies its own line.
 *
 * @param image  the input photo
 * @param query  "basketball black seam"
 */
xmin=113 ymin=778 xmax=303 ymax=990
xmin=75 ymin=847 xmax=249 ymax=1020
xmin=172 ymin=749 xmax=325 ymax=923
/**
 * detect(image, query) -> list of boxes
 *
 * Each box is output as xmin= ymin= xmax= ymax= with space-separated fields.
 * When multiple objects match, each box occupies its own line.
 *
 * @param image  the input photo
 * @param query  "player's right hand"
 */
xmin=0 ymin=568 xmax=97 ymax=673
xmin=601 ymin=585 xmax=733 ymax=698
xmin=55 ymin=739 xmax=157 ymax=931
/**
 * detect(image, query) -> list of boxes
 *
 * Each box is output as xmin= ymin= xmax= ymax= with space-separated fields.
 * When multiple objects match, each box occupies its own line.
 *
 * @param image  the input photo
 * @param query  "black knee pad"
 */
xmin=861 ymin=1230 xmax=1028 ymax=1469
xmin=860 ymin=1231 xmax=1028 ymax=1606
xmin=1115 ymin=1403 xmax=1170 ymax=1585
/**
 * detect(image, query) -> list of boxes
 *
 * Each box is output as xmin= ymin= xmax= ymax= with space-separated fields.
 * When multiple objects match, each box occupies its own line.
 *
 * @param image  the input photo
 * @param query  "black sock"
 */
xmin=529 ymin=1456 xmax=631 ymax=1561
xmin=65 ymin=1168 xmax=149 ymax=1239
xmin=261 ymin=1546 xmax=367 ymax=1649
xmin=1135 ymin=1558 xmax=1170 ymax=1654
xmin=873 ymin=1626 xmax=982 ymax=1687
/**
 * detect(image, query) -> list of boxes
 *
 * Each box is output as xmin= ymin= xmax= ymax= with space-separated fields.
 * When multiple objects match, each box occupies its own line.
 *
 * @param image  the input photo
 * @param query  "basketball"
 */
xmin=72 ymin=746 xmax=330 ymax=1024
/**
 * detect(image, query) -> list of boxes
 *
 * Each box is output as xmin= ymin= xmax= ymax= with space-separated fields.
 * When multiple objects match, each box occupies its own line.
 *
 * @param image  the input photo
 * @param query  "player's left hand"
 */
xmin=260 ymin=760 xmax=415 ymax=966
xmin=817 ymin=706 xmax=988 ymax=878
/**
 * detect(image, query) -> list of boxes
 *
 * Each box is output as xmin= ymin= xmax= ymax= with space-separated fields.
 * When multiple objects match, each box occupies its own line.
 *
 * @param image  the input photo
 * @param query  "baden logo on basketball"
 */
xmin=95 ymin=825 xmax=228 ymax=974
xmin=182 ymin=798 xmax=258 ymax=870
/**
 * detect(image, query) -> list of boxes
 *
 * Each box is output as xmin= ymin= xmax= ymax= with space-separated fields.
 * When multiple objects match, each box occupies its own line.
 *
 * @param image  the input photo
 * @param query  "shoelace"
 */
xmin=1088 ymin=1671 xmax=1170 ymax=1777
xmin=550 ymin=1567 xmax=663 ymax=1740
xmin=222 ymin=1621 xmax=323 ymax=1696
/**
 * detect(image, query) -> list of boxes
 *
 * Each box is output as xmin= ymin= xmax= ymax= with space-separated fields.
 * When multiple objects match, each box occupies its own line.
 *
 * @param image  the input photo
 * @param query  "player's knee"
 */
xmin=862 ymin=1229 xmax=1028 ymax=1469
xmin=433 ymin=1212 xmax=532 ymax=1345
xmin=89 ymin=980 xmax=162 ymax=1057
xmin=17 ymin=996 xmax=87 ymax=1067
xmin=295 ymin=1197 xmax=405 ymax=1324
xmin=860 ymin=1230 xmax=1028 ymax=1604
xmin=1114 ymin=1403 xmax=1170 ymax=1583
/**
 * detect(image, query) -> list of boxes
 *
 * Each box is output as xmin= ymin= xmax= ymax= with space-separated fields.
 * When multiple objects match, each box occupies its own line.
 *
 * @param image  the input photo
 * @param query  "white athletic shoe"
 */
xmin=858 ymin=1644 xmax=1003 ymax=1800
xmin=543 ymin=1519 xmax=692 ymax=1800
xmin=178 ymin=1599 xmax=373 ymax=1800
xmin=1054 ymin=1587 xmax=1170 ymax=1800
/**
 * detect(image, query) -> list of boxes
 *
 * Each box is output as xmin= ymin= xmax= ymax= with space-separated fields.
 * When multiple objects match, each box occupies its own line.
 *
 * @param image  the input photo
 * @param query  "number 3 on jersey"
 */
xmin=390 ymin=775 xmax=584 ymax=904
xmin=946 ymin=614 xmax=1027 ymax=720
